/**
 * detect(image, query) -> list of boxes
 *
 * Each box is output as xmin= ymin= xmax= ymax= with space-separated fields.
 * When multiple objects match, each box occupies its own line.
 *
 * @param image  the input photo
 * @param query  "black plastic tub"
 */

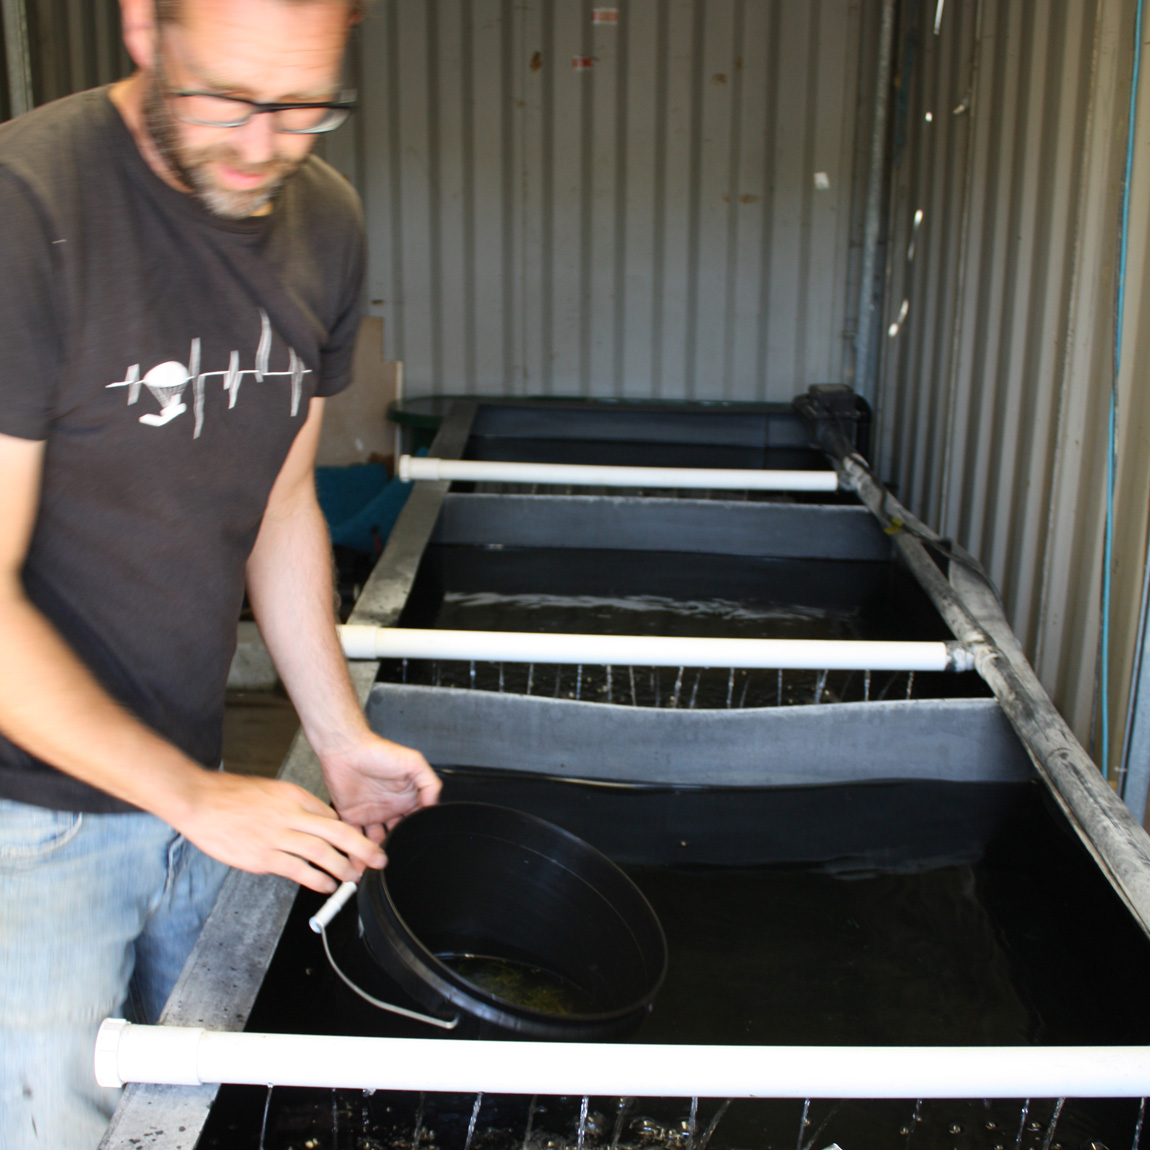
xmin=357 ymin=802 xmax=668 ymax=1040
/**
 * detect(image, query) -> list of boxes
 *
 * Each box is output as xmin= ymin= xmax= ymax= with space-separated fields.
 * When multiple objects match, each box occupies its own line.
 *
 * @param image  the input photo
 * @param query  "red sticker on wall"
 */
xmin=572 ymin=56 xmax=594 ymax=70
xmin=592 ymin=8 xmax=619 ymax=23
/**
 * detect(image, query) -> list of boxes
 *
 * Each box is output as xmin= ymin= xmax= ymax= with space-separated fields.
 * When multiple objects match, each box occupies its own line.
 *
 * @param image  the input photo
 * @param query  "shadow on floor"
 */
xmin=222 ymin=690 xmax=300 ymax=779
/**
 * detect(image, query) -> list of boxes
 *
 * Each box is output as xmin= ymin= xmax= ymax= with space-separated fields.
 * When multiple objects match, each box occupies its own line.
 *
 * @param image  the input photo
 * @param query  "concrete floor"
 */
xmin=221 ymin=690 xmax=300 ymax=779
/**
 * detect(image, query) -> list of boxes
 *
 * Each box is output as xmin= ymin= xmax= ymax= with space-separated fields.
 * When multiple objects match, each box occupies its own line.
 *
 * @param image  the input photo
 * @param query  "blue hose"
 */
xmin=1103 ymin=0 xmax=1144 ymax=782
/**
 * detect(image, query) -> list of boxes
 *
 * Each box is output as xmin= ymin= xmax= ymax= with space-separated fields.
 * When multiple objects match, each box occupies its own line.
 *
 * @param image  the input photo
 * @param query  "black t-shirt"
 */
xmin=0 ymin=88 xmax=365 ymax=813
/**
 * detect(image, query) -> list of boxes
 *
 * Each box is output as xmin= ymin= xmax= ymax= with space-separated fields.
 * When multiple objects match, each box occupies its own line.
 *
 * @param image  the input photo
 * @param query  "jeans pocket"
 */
xmin=0 ymin=800 xmax=83 ymax=869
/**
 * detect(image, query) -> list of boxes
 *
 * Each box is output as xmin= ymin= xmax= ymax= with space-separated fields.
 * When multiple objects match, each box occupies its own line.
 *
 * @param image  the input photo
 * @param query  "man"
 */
xmin=0 ymin=1 xmax=441 ymax=1146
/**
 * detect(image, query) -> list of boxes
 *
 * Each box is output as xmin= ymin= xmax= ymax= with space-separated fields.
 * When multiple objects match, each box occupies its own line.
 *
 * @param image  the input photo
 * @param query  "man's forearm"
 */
xmin=0 ymin=414 xmax=386 ymax=893
xmin=244 ymin=478 xmax=365 ymax=757
xmin=0 ymin=579 xmax=209 ymax=820
xmin=243 ymin=399 xmax=440 ymax=839
xmin=0 ymin=433 xmax=209 ymax=819
xmin=0 ymin=572 xmax=383 ymax=890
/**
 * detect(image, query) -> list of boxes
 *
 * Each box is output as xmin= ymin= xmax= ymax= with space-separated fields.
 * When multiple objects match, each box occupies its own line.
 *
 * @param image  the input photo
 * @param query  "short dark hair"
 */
xmin=154 ymin=0 xmax=369 ymax=23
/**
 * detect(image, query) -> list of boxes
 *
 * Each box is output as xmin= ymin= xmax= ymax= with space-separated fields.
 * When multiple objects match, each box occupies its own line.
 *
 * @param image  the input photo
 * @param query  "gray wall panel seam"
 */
xmin=501 ymin=0 xmax=515 ymax=391
xmin=722 ymin=0 xmax=746 ymax=402
xmin=753 ymin=2 xmax=782 ymax=400
xmin=1034 ymin=0 xmax=1104 ymax=677
xmin=386 ymin=0 xmax=406 ymax=362
xmin=612 ymin=0 xmax=630 ymax=396
xmin=579 ymin=0 xmax=594 ymax=397
xmin=795 ymin=0 xmax=822 ymax=392
xmin=461 ymin=0 xmax=478 ymax=394
xmin=683 ymin=0 xmax=706 ymax=400
xmin=938 ymin=0 xmax=985 ymax=539
xmin=541 ymin=0 xmax=555 ymax=395
xmin=650 ymin=0 xmax=669 ymax=399
xmin=426 ymin=0 xmax=444 ymax=393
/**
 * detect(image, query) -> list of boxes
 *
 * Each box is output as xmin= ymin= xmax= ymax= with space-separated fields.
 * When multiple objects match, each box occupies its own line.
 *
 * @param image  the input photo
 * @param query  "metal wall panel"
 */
xmin=1 ymin=8 xmax=12 ymax=122
xmin=23 ymin=0 xmax=128 ymax=108
xmin=875 ymin=0 xmax=1150 ymax=770
xmin=2 ymin=0 xmax=129 ymax=122
xmin=347 ymin=0 xmax=876 ymax=399
xmin=15 ymin=0 xmax=1147 ymax=790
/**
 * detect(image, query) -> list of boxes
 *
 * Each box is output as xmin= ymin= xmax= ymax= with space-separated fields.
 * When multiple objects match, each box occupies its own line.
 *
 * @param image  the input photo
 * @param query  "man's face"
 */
xmin=142 ymin=0 xmax=350 ymax=219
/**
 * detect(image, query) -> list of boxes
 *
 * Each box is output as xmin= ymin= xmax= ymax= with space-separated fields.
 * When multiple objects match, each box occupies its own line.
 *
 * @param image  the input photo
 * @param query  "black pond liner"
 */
xmin=357 ymin=802 xmax=668 ymax=1040
xmin=201 ymin=776 xmax=1150 ymax=1150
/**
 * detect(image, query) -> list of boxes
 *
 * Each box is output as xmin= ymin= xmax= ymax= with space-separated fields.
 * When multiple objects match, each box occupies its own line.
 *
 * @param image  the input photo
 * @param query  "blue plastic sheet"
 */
xmin=315 ymin=460 xmax=415 ymax=555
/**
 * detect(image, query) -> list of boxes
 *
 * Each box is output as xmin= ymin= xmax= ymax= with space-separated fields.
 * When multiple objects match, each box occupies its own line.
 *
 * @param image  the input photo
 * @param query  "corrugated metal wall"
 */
xmin=11 ymin=0 xmax=1150 ymax=789
xmin=1 ymin=0 xmax=129 ymax=115
xmin=338 ymin=0 xmax=879 ymax=399
xmin=24 ymin=0 xmax=128 ymax=102
xmin=876 ymin=0 xmax=1150 ymax=769
xmin=1 ymin=12 xmax=11 ymax=122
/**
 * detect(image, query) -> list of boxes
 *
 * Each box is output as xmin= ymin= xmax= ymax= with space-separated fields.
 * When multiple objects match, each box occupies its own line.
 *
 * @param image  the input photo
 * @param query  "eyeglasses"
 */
xmin=167 ymin=90 xmax=357 ymax=134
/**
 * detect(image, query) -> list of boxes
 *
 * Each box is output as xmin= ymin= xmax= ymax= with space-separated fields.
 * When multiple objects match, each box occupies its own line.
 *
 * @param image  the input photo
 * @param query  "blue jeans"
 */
xmin=0 ymin=798 xmax=228 ymax=1150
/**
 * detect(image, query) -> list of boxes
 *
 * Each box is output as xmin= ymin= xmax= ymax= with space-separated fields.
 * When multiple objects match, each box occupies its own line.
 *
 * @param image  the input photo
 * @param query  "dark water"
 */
xmin=378 ymin=590 xmax=989 ymax=707
xmin=439 ymin=954 xmax=597 ymax=1017
xmin=407 ymin=549 xmax=920 ymax=627
xmin=199 ymin=775 xmax=1150 ymax=1150
xmin=203 ymin=1089 xmax=1144 ymax=1150
xmin=433 ymin=593 xmax=856 ymax=640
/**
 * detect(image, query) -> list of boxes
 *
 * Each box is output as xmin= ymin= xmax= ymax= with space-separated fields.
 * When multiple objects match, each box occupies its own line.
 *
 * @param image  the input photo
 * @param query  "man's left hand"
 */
xmin=321 ymin=734 xmax=441 ymax=854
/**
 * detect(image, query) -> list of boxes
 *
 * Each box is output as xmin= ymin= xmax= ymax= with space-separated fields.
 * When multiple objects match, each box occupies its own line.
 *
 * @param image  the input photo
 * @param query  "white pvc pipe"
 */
xmin=338 ymin=626 xmax=972 ymax=673
xmin=94 ymin=1021 xmax=1150 ymax=1099
xmin=399 ymin=455 xmax=840 ymax=492
xmin=308 ymin=881 xmax=358 ymax=934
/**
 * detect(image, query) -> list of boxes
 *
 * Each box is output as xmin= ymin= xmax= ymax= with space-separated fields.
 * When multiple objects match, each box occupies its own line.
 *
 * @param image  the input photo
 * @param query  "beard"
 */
xmin=142 ymin=64 xmax=305 ymax=220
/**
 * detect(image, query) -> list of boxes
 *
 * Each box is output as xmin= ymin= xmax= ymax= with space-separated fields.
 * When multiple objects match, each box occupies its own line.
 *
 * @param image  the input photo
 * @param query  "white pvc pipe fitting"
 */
xmin=308 ymin=881 xmax=358 ymax=934
xmin=95 ymin=1021 xmax=1150 ymax=1099
xmin=398 ymin=455 xmax=840 ymax=493
xmin=338 ymin=626 xmax=970 ymax=673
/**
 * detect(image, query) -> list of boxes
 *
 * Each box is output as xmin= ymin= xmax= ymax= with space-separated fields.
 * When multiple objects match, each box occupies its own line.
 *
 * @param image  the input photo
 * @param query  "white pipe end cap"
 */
xmin=309 ymin=880 xmax=358 ymax=933
xmin=398 ymin=454 xmax=413 ymax=481
xmin=94 ymin=1018 xmax=131 ymax=1088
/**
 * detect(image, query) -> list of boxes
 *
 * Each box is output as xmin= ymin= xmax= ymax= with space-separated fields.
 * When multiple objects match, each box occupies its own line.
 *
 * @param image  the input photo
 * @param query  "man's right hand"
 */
xmin=0 ymin=433 xmax=391 ymax=893
xmin=0 ymin=433 xmax=384 ymax=894
xmin=166 ymin=770 xmax=388 ymax=894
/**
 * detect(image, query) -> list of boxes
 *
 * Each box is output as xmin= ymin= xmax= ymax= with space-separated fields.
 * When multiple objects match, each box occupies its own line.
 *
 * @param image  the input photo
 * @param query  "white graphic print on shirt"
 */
xmin=106 ymin=309 xmax=311 ymax=438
